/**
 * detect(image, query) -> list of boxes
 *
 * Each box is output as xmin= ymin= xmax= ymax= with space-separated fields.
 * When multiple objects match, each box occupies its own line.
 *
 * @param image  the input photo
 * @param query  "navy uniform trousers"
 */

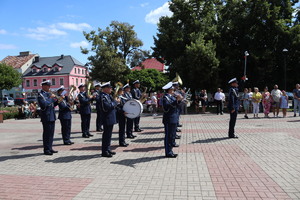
xmin=126 ymin=118 xmax=134 ymax=136
xmin=42 ymin=121 xmax=55 ymax=152
xmin=96 ymin=110 xmax=103 ymax=130
xmin=81 ymin=114 xmax=91 ymax=135
xmin=117 ymin=112 xmax=126 ymax=144
xmin=164 ymin=122 xmax=176 ymax=156
xmin=229 ymin=111 xmax=238 ymax=137
xmin=60 ymin=119 xmax=71 ymax=143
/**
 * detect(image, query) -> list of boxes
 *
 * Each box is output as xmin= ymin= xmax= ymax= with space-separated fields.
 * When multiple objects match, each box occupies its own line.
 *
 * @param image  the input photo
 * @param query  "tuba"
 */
xmin=68 ymin=85 xmax=76 ymax=111
xmin=172 ymin=73 xmax=183 ymax=85
xmin=139 ymin=86 xmax=148 ymax=104
xmin=114 ymin=82 xmax=124 ymax=100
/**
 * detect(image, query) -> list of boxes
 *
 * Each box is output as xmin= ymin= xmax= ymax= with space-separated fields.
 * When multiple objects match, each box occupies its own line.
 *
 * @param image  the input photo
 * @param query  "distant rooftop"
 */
xmin=1 ymin=51 xmax=38 ymax=69
xmin=132 ymin=58 xmax=165 ymax=72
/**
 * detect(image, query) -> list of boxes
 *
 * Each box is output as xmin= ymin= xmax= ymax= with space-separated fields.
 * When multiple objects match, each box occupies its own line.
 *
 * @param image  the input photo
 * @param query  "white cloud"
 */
xmin=0 ymin=44 xmax=17 ymax=50
xmin=0 ymin=29 xmax=7 ymax=34
xmin=56 ymin=22 xmax=92 ymax=31
xmin=145 ymin=2 xmax=172 ymax=24
xmin=140 ymin=2 xmax=149 ymax=7
xmin=70 ymin=41 xmax=89 ymax=48
xmin=25 ymin=26 xmax=67 ymax=41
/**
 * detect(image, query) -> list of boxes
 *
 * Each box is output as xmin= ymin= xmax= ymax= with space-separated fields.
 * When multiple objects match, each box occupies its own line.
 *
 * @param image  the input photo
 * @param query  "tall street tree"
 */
xmin=81 ymin=21 xmax=144 ymax=83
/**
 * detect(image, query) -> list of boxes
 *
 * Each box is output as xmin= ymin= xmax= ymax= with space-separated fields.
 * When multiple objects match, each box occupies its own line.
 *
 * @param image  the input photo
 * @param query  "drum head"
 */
xmin=123 ymin=99 xmax=142 ymax=119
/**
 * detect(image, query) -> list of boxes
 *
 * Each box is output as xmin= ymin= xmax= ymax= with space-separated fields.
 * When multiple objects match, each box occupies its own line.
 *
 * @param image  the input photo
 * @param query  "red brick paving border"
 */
xmin=0 ymin=174 xmax=92 ymax=200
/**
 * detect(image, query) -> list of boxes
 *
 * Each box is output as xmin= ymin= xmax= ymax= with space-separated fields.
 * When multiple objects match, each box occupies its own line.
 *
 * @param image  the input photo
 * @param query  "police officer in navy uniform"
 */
xmin=123 ymin=84 xmax=136 ymax=139
xmin=131 ymin=80 xmax=143 ymax=132
xmin=228 ymin=78 xmax=240 ymax=139
xmin=115 ymin=87 xmax=129 ymax=147
xmin=99 ymin=81 xmax=117 ymax=157
xmin=38 ymin=80 xmax=59 ymax=155
xmin=173 ymin=82 xmax=183 ymax=134
xmin=94 ymin=82 xmax=103 ymax=132
xmin=57 ymin=86 xmax=74 ymax=145
xmin=78 ymin=83 xmax=94 ymax=138
xmin=162 ymin=82 xmax=182 ymax=158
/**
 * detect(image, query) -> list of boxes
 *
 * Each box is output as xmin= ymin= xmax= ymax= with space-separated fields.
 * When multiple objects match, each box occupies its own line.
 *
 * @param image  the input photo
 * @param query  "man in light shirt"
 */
xmin=271 ymin=84 xmax=282 ymax=117
xmin=214 ymin=88 xmax=225 ymax=115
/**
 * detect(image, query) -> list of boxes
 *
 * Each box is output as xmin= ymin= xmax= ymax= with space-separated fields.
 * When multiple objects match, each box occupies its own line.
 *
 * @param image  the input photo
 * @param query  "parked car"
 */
xmin=14 ymin=98 xmax=26 ymax=106
xmin=2 ymin=97 xmax=15 ymax=107
xmin=26 ymin=96 xmax=38 ymax=104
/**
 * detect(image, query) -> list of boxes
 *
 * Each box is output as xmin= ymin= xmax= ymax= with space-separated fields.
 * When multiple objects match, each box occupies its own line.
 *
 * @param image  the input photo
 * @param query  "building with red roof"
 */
xmin=131 ymin=58 xmax=165 ymax=72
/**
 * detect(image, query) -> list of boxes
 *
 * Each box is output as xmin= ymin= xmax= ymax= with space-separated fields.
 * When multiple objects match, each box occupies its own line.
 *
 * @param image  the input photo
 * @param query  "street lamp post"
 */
xmin=283 ymin=48 xmax=288 ymax=91
xmin=243 ymin=51 xmax=249 ymax=80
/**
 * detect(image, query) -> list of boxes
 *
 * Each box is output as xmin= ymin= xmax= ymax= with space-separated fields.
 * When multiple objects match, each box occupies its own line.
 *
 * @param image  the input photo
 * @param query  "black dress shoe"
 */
xmin=87 ymin=133 xmax=94 ymax=137
xmin=178 ymin=124 xmax=183 ymax=127
xmin=134 ymin=129 xmax=142 ymax=132
xmin=44 ymin=151 xmax=53 ymax=155
xmin=119 ymin=143 xmax=129 ymax=147
xmin=82 ymin=134 xmax=89 ymax=138
xmin=102 ymin=151 xmax=113 ymax=157
xmin=176 ymin=128 xmax=181 ymax=132
xmin=50 ymin=150 xmax=58 ymax=153
xmin=70 ymin=141 xmax=74 ymax=144
xmin=99 ymin=128 xmax=104 ymax=132
xmin=175 ymin=135 xmax=181 ymax=139
xmin=108 ymin=150 xmax=116 ymax=155
xmin=229 ymin=135 xmax=239 ymax=139
xmin=64 ymin=142 xmax=72 ymax=145
xmin=166 ymin=153 xmax=178 ymax=158
xmin=127 ymin=135 xmax=136 ymax=139
xmin=173 ymin=144 xmax=179 ymax=147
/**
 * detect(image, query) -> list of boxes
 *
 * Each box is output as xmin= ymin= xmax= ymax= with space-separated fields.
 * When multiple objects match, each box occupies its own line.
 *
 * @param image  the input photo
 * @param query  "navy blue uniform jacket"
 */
xmin=58 ymin=96 xmax=72 ymax=120
xmin=38 ymin=90 xmax=58 ymax=122
xmin=131 ymin=88 xmax=141 ymax=100
xmin=78 ymin=92 xmax=92 ymax=115
xmin=99 ymin=92 xmax=117 ymax=126
xmin=162 ymin=93 xmax=179 ymax=124
xmin=227 ymin=87 xmax=240 ymax=111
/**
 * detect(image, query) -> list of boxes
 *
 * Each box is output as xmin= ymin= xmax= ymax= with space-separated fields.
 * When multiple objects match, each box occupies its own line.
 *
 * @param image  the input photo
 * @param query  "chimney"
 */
xmin=34 ymin=56 xmax=39 ymax=63
xmin=19 ymin=51 xmax=31 ymax=56
xmin=60 ymin=54 xmax=64 ymax=59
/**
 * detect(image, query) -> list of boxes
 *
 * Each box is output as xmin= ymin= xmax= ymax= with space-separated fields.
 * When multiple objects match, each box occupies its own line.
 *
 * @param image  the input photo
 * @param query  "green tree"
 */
xmin=126 ymin=69 xmax=169 ymax=91
xmin=82 ymin=21 xmax=144 ymax=83
xmin=0 ymin=63 xmax=22 ymax=91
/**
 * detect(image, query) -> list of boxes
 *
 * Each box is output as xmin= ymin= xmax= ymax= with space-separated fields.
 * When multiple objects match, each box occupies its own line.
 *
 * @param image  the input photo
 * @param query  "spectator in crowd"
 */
xmin=214 ymin=88 xmax=225 ymax=115
xmin=241 ymin=88 xmax=250 ymax=119
xmin=293 ymin=84 xmax=300 ymax=117
xmin=248 ymin=88 xmax=253 ymax=113
xmin=151 ymin=92 xmax=158 ymax=116
xmin=23 ymin=101 xmax=31 ymax=118
xmin=280 ymin=90 xmax=289 ymax=118
xmin=145 ymin=97 xmax=152 ymax=112
xmin=180 ymin=88 xmax=188 ymax=114
xmin=29 ymin=102 xmax=37 ymax=118
xmin=194 ymin=95 xmax=200 ymax=114
xmin=252 ymin=87 xmax=262 ymax=118
xmin=200 ymin=89 xmax=208 ymax=113
xmin=271 ymin=85 xmax=282 ymax=117
xmin=262 ymin=87 xmax=272 ymax=118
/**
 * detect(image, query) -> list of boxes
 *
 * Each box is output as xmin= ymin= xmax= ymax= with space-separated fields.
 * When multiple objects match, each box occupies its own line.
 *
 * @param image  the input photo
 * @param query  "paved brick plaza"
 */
xmin=0 ymin=112 xmax=299 ymax=200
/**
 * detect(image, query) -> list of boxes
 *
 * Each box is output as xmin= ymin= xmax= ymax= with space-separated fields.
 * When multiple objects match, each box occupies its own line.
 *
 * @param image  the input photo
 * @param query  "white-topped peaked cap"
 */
xmin=162 ymin=82 xmax=174 ymax=90
xmin=133 ymin=80 xmax=140 ymax=84
xmin=228 ymin=78 xmax=238 ymax=84
xmin=57 ymin=85 xmax=65 ymax=92
xmin=172 ymin=82 xmax=179 ymax=86
xmin=94 ymin=81 xmax=101 ymax=87
xmin=123 ymin=83 xmax=130 ymax=89
xmin=78 ymin=83 xmax=85 ymax=88
xmin=101 ymin=81 xmax=112 ymax=88
xmin=40 ymin=80 xmax=51 ymax=86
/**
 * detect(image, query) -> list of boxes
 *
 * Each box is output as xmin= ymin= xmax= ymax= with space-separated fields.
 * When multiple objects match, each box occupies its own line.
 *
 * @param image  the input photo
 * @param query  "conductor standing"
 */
xmin=228 ymin=78 xmax=240 ymax=139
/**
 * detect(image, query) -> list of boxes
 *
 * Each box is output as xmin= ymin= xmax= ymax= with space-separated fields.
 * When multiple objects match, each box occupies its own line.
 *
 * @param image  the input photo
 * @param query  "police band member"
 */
xmin=38 ymin=80 xmax=59 ymax=155
xmin=94 ymin=82 xmax=103 ymax=132
xmin=162 ymin=82 xmax=182 ymax=158
xmin=228 ymin=78 xmax=240 ymax=139
xmin=123 ymin=84 xmax=136 ymax=139
xmin=172 ymin=82 xmax=182 ymax=138
xmin=116 ymin=87 xmax=129 ymax=147
xmin=99 ymin=81 xmax=117 ymax=157
xmin=131 ymin=80 xmax=143 ymax=132
xmin=57 ymin=86 xmax=74 ymax=145
xmin=78 ymin=83 xmax=94 ymax=138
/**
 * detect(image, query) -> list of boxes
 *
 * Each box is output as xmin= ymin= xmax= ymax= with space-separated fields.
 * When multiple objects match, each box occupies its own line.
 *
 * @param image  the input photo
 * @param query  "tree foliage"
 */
xmin=82 ymin=21 xmax=144 ymax=83
xmin=126 ymin=69 xmax=169 ymax=91
xmin=153 ymin=0 xmax=300 ymax=91
xmin=0 ymin=63 xmax=22 ymax=91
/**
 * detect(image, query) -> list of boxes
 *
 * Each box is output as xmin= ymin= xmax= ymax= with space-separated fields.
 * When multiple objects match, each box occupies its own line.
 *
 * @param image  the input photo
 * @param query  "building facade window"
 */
xmin=43 ymin=68 xmax=48 ymax=72
xmin=32 ymin=69 xmax=37 ymax=73
xmin=26 ymin=80 xmax=30 ymax=87
xmin=80 ymin=79 xmax=83 ymax=83
xmin=74 ymin=68 xmax=77 ymax=74
xmin=52 ymin=78 xmax=56 ymax=86
xmin=78 ymin=69 xmax=81 ymax=74
xmin=82 ymin=69 xmax=84 ymax=75
xmin=60 ymin=78 xmax=64 ymax=85
xmin=33 ymin=79 xmax=37 ymax=86
xmin=76 ymin=78 xmax=78 ymax=86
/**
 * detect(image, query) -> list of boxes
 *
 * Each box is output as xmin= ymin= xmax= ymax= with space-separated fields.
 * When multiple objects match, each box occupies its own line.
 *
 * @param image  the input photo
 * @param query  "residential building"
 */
xmin=1 ymin=51 xmax=39 ymax=98
xmin=22 ymin=54 xmax=88 ymax=97
xmin=131 ymin=58 xmax=165 ymax=73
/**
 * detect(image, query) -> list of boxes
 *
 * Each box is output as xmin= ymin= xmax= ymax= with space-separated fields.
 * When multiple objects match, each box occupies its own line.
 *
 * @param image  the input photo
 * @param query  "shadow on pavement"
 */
xmin=12 ymin=145 xmax=43 ymax=150
xmin=45 ymin=154 xmax=101 ymax=163
xmin=140 ymin=131 xmax=164 ymax=135
xmin=0 ymin=153 xmax=42 ymax=162
xmin=192 ymin=137 xmax=231 ymax=144
xmin=123 ymin=146 xmax=163 ymax=153
xmin=287 ymin=120 xmax=300 ymax=122
xmin=70 ymin=146 xmax=101 ymax=151
xmin=142 ymin=126 xmax=164 ymax=130
xmin=131 ymin=137 xmax=164 ymax=143
xmin=111 ymin=155 xmax=164 ymax=168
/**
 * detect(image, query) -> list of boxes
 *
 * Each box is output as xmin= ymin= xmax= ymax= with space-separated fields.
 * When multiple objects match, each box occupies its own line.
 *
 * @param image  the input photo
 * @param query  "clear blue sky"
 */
xmin=0 ymin=0 xmax=171 ymax=64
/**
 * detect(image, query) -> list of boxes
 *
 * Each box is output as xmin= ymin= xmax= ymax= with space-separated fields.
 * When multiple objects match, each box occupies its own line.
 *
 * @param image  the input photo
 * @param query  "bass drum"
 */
xmin=123 ymin=99 xmax=143 ymax=119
